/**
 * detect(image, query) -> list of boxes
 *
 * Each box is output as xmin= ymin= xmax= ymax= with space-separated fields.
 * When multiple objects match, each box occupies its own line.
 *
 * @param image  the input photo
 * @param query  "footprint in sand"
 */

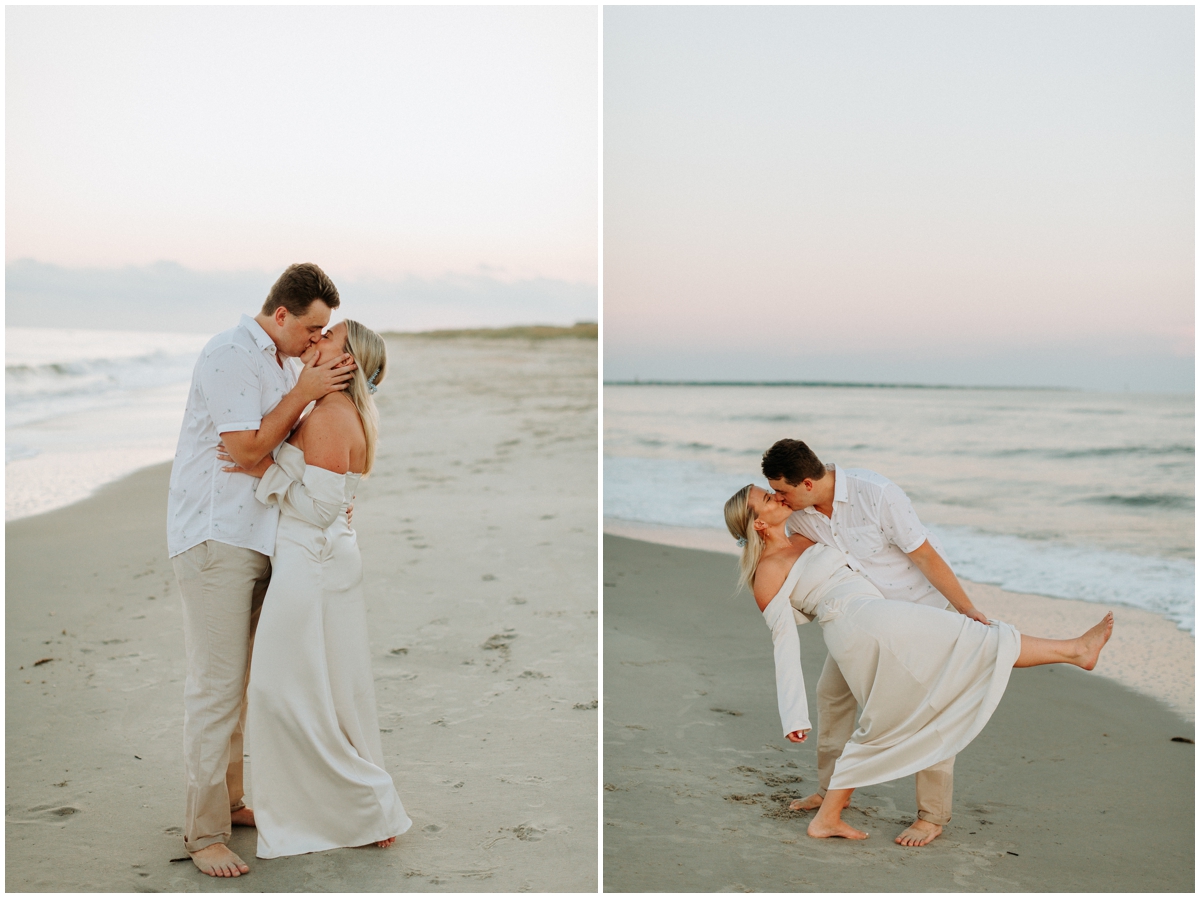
xmin=13 ymin=805 xmax=80 ymax=825
xmin=508 ymin=823 xmax=546 ymax=842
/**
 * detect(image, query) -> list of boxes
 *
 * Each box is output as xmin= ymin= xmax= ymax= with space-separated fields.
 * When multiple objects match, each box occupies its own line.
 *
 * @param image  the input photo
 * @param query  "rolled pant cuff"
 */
xmin=917 ymin=810 xmax=951 ymax=826
xmin=185 ymin=835 xmax=230 ymax=854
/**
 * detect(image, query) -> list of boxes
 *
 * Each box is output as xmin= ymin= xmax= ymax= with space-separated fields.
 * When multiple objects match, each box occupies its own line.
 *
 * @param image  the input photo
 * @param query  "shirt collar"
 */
xmin=830 ymin=463 xmax=848 ymax=504
xmin=240 ymin=315 xmax=278 ymax=356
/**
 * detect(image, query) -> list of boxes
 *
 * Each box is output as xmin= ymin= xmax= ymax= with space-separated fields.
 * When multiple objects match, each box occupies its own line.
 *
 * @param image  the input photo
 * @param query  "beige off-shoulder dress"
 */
xmin=761 ymin=543 xmax=1022 ymax=791
xmin=246 ymin=442 xmax=412 ymax=858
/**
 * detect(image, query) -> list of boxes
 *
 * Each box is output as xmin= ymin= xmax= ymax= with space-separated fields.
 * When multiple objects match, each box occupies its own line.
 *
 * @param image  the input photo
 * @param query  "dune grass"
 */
xmin=384 ymin=322 xmax=597 ymax=340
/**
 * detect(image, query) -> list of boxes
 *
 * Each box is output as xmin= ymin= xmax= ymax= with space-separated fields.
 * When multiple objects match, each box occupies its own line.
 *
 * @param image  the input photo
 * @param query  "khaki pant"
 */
xmin=172 ymin=540 xmax=271 ymax=853
xmin=815 ymin=654 xmax=955 ymax=826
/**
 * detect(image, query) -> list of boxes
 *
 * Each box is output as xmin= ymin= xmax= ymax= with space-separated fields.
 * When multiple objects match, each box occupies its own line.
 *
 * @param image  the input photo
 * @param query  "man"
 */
xmin=762 ymin=438 xmax=988 ymax=848
xmin=166 ymin=263 xmax=356 ymax=877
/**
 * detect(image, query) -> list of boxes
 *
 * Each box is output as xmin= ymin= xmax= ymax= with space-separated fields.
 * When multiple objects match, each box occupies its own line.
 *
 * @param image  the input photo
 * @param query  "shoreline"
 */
xmin=605 ymin=518 xmax=1195 ymax=722
xmin=5 ymin=326 xmax=597 ymax=524
xmin=5 ymin=445 xmax=180 ymax=523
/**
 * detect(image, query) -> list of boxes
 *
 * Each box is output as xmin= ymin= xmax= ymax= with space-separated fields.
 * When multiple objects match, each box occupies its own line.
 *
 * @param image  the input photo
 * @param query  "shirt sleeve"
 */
xmin=784 ymin=511 xmax=816 ymax=542
xmin=762 ymin=593 xmax=812 ymax=736
xmin=254 ymin=463 xmax=344 ymax=529
xmin=878 ymin=482 xmax=929 ymax=554
xmin=197 ymin=343 xmax=264 ymax=434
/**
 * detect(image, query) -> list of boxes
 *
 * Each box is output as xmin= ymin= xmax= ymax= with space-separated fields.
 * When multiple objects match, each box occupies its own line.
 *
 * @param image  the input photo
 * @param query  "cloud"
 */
xmin=5 ymin=259 xmax=597 ymax=334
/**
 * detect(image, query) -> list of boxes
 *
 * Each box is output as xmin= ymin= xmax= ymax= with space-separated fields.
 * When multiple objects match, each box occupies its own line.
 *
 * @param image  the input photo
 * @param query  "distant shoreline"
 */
xmin=384 ymin=322 xmax=597 ymax=340
xmin=604 ymin=379 xmax=1068 ymax=391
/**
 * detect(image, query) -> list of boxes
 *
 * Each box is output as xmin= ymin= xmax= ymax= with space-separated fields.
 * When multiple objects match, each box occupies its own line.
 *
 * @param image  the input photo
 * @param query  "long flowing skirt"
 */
xmin=820 ymin=584 xmax=1021 ymax=791
xmin=247 ymin=514 xmax=412 ymax=858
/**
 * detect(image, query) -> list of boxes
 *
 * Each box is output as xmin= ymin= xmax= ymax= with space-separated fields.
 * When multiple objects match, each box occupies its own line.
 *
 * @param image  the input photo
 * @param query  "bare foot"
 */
xmin=807 ymin=817 xmax=868 ymax=840
xmin=789 ymin=792 xmax=825 ymax=811
xmin=190 ymin=843 xmax=250 ymax=877
xmin=895 ymin=819 xmax=943 ymax=847
xmin=376 ymin=836 xmax=396 ymax=848
xmin=1074 ymin=612 xmax=1115 ymax=670
xmin=790 ymin=792 xmax=850 ymax=812
xmin=230 ymin=807 xmax=256 ymax=827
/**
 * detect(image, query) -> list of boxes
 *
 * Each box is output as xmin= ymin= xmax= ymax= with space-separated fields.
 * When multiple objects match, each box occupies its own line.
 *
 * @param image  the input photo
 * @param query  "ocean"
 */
xmin=5 ymin=326 xmax=211 ymax=520
xmin=604 ymin=383 xmax=1195 ymax=634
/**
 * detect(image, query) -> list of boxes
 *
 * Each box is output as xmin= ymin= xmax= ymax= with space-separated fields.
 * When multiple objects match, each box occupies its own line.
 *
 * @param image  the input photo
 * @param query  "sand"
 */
xmin=604 ymin=518 xmax=1195 ymax=722
xmin=602 ymin=535 xmax=1195 ymax=893
xmin=5 ymin=335 xmax=598 ymax=892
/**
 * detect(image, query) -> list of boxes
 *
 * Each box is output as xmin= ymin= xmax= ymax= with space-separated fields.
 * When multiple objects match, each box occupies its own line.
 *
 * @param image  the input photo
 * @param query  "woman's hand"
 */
xmin=217 ymin=443 xmax=274 ymax=479
xmin=785 ymin=729 xmax=809 ymax=743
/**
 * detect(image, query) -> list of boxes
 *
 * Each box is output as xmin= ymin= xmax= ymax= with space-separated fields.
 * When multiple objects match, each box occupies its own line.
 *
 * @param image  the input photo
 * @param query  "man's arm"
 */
xmin=906 ymin=540 xmax=989 ymax=624
xmin=220 ymin=352 xmax=356 ymax=469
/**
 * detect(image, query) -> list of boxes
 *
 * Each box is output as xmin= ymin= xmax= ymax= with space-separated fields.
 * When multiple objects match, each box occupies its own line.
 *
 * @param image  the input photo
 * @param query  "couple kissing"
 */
xmin=724 ymin=439 xmax=1114 ymax=845
xmin=167 ymin=263 xmax=409 ymax=876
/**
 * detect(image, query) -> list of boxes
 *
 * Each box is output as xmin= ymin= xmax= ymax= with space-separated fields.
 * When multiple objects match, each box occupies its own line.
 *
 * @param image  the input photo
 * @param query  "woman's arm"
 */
xmin=761 ymin=592 xmax=812 ymax=738
xmin=254 ymin=463 xmax=344 ymax=529
xmin=249 ymin=404 xmax=354 ymax=528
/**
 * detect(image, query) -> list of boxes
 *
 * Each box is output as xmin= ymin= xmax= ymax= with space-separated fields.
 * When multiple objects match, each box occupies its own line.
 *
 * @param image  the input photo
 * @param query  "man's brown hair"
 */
xmin=261 ymin=263 xmax=340 ymax=317
xmin=761 ymin=439 xmax=828 ymax=485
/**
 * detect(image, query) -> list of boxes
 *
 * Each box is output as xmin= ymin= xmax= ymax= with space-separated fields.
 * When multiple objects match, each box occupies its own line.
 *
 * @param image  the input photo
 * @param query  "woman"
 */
xmin=221 ymin=320 xmax=412 ymax=858
xmin=724 ymin=484 xmax=1113 ymax=841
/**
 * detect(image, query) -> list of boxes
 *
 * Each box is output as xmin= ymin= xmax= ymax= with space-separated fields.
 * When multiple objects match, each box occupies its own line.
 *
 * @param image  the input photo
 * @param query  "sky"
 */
xmin=604 ymin=6 xmax=1194 ymax=392
xmin=6 ymin=6 xmax=597 ymax=331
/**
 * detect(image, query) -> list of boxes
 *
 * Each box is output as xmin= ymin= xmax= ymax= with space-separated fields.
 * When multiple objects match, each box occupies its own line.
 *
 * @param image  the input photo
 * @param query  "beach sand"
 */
xmin=602 ymin=534 xmax=1195 ymax=892
xmin=6 ymin=335 xmax=598 ymax=892
xmin=603 ymin=518 xmax=1195 ymax=722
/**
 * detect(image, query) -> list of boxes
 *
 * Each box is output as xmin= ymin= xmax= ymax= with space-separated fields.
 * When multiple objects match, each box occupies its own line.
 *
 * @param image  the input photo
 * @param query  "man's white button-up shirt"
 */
xmin=785 ymin=464 xmax=950 ymax=610
xmin=167 ymin=316 xmax=300 ymax=558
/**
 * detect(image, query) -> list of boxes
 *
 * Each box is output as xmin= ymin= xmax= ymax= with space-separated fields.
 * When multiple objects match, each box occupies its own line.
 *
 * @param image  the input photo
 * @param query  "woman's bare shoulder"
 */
xmin=297 ymin=397 xmax=363 ymax=473
xmin=752 ymin=552 xmax=792 ymax=612
xmin=308 ymin=395 xmax=365 ymax=432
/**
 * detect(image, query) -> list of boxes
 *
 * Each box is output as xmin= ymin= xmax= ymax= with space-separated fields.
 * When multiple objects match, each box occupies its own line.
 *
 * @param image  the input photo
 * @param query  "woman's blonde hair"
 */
xmin=341 ymin=319 xmax=387 ymax=476
xmin=724 ymin=484 xmax=764 ymax=594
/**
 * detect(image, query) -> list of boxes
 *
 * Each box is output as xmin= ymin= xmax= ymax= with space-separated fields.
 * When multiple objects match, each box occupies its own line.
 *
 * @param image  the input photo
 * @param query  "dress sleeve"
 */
xmin=762 ymin=592 xmax=812 ymax=736
xmin=255 ymin=462 xmax=344 ymax=529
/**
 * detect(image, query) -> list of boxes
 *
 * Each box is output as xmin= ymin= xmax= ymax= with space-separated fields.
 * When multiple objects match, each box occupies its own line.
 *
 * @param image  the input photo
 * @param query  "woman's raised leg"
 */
xmin=806 ymin=788 xmax=867 ymax=840
xmin=1014 ymin=612 xmax=1113 ymax=670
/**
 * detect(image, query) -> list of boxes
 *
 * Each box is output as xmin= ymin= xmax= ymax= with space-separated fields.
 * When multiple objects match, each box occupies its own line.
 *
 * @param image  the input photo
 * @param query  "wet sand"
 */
xmin=5 ymin=336 xmax=598 ymax=892
xmin=603 ymin=535 xmax=1195 ymax=893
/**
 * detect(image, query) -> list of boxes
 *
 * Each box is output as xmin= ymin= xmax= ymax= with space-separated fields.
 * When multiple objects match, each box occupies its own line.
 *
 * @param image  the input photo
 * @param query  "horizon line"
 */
xmin=603 ymin=379 xmax=1075 ymax=392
